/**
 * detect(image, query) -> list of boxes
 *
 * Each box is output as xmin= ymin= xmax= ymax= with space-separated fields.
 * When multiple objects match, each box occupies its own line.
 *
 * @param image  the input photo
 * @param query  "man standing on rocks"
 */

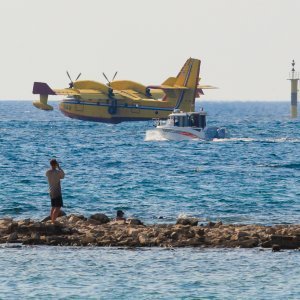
xmin=46 ymin=159 xmax=65 ymax=223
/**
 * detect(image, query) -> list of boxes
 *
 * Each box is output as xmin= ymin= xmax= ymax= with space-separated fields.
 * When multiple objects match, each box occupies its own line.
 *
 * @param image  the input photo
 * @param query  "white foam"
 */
xmin=265 ymin=137 xmax=300 ymax=143
xmin=144 ymin=130 xmax=168 ymax=141
xmin=177 ymin=213 xmax=188 ymax=219
xmin=212 ymin=137 xmax=256 ymax=142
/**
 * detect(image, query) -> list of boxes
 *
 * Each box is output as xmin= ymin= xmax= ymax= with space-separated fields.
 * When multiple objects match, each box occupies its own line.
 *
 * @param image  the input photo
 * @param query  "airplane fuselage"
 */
xmin=59 ymin=95 xmax=174 ymax=123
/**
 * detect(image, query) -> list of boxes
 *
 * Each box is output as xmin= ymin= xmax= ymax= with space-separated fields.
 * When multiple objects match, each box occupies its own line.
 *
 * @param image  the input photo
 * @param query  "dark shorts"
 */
xmin=51 ymin=196 xmax=63 ymax=208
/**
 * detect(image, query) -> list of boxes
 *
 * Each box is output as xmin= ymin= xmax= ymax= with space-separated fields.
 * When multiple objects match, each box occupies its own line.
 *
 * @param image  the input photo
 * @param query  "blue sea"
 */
xmin=1 ymin=100 xmax=300 ymax=299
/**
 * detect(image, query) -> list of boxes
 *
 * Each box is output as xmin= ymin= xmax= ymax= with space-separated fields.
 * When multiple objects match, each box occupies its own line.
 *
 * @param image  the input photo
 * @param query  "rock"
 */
xmin=89 ymin=213 xmax=110 ymax=224
xmin=262 ymin=235 xmax=300 ymax=249
xmin=109 ymin=219 xmax=126 ymax=225
xmin=214 ymin=221 xmax=223 ymax=228
xmin=238 ymin=238 xmax=259 ymax=248
xmin=41 ymin=210 xmax=66 ymax=222
xmin=170 ymin=232 xmax=179 ymax=240
xmin=41 ymin=216 xmax=51 ymax=223
xmin=186 ymin=237 xmax=205 ymax=247
xmin=44 ymin=224 xmax=64 ymax=235
xmin=6 ymin=222 xmax=18 ymax=234
xmin=127 ymin=218 xmax=144 ymax=226
xmin=29 ymin=222 xmax=45 ymax=232
xmin=5 ymin=216 xmax=300 ymax=249
xmin=67 ymin=214 xmax=87 ymax=224
xmin=7 ymin=232 xmax=18 ymax=242
xmin=86 ymin=218 xmax=102 ymax=225
xmin=272 ymin=244 xmax=281 ymax=252
xmin=271 ymin=235 xmax=293 ymax=242
xmin=61 ymin=227 xmax=74 ymax=234
xmin=176 ymin=218 xmax=198 ymax=226
xmin=97 ymin=239 xmax=112 ymax=246
xmin=265 ymin=227 xmax=276 ymax=234
xmin=271 ymin=235 xmax=296 ymax=248
xmin=138 ymin=234 xmax=149 ymax=245
xmin=68 ymin=215 xmax=83 ymax=223
xmin=187 ymin=230 xmax=196 ymax=239
xmin=16 ymin=225 xmax=30 ymax=234
xmin=237 ymin=231 xmax=249 ymax=238
xmin=193 ymin=227 xmax=205 ymax=236
xmin=207 ymin=221 xmax=216 ymax=228
xmin=127 ymin=228 xmax=141 ymax=237
xmin=23 ymin=219 xmax=31 ymax=225
xmin=0 ymin=218 xmax=13 ymax=224
xmin=46 ymin=236 xmax=70 ymax=246
xmin=31 ymin=232 xmax=40 ymax=240
xmin=69 ymin=214 xmax=86 ymax=220
xmin=81 ymin=236 xmax=96 ymax=246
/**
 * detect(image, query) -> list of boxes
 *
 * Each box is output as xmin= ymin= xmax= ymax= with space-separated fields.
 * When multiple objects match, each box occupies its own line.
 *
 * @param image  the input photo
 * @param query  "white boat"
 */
xmin=145 ymin=109 xmax=229 ymax=141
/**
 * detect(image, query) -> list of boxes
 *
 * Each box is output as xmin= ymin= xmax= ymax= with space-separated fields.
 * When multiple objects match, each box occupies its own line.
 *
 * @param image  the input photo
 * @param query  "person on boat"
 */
xmin=174 ymin=117 xmax=179 ymax=126
xmin=114 ymin=210 xmax=126 ymax=221
xmin=45 ymin=159 xmax=65 ymax=223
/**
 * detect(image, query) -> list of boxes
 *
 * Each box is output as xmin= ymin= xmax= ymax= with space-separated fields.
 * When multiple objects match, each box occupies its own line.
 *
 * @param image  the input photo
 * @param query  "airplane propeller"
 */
xmin=112 ymin=71 xmax=118 ymax=81
xmin=102 ymin=71 xmax=118 ymax=86
xmin=66 ymin=71 xmax=81 ymax=88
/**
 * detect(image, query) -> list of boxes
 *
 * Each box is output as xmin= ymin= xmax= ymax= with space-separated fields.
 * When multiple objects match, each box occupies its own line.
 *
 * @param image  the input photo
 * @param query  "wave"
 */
xmin=264 ymin=137 xmax=300 ymax=143
xmin=213 ymin=137 xmax=300 ymax=143
xmin=260 ymin=162 xmax=300 ymax=169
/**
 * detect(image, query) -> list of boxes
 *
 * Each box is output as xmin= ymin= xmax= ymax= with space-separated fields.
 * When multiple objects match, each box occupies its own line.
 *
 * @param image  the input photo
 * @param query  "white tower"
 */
xmin=288 ymin=60 xmax=299 ymax=118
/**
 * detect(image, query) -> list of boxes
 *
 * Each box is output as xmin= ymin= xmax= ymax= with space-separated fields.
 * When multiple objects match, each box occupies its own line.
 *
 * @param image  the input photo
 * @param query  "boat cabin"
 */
xmin=168 ymin=111 xmax=207 ymax=129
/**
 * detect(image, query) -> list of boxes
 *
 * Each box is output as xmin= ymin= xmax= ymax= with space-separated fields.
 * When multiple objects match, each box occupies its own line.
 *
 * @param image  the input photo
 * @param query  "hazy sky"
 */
xmin=0 ymin=0 xmax=299 ymax=101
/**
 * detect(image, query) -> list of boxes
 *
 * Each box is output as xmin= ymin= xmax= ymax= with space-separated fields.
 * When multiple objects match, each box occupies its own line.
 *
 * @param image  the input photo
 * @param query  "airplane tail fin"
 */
xmin=173 ymin=58 xmax=200 ymax=111
xmin=174 ymin=58 xmax=200 ymax=89
xmin=147 ymin=58 xmax=201 ymax=111
xmin=162 ymin=77 xmax=176 ymax=86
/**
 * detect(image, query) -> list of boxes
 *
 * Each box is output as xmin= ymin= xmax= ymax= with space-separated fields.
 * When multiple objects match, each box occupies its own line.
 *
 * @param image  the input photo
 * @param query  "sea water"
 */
xmin=0 ymin=101 xmax=300 ymax=299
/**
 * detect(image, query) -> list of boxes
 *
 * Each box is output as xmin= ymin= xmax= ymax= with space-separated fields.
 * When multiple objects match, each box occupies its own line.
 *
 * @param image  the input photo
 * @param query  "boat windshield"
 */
xmin=189 ymin=113 xmax=206 ymax=128
xmin=166 ymin=112 xmax=206 ymax=128
xmin=155 ymin=119 xmax=167 ymax=126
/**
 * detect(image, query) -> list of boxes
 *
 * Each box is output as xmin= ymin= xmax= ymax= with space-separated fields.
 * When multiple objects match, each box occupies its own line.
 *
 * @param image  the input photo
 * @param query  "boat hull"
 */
xmin=146 ymin=126 xmax=229 ymax=141
xmin=152 ymin=126 xmax=206 ymax=141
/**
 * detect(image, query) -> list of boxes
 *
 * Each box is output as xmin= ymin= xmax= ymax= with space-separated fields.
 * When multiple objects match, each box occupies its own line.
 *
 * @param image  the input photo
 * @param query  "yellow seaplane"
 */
xmin=32 ymin=58 xmax=215 ymax=124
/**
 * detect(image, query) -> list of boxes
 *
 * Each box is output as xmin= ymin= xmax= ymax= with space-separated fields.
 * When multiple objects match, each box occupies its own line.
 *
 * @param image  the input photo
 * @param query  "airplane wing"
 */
xmin=53 ymin=88 xmax=79 ymax=95
xmin=147 ymin=85 xmax=188 ymax=90
xmin=198 ymin=85 xmax=218 ymax=89
xmin=196 ymin=85 xmax=218 ymax=97
xmin=117 ymin=89 xmax=143 ymax=100
xmin=110 ymin=80 xmax=154 ymax=98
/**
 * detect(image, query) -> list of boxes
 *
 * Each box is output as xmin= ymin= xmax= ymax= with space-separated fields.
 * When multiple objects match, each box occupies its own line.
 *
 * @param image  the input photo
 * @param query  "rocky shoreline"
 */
xmin=1 ymin=214 xmax=300 ymax=251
